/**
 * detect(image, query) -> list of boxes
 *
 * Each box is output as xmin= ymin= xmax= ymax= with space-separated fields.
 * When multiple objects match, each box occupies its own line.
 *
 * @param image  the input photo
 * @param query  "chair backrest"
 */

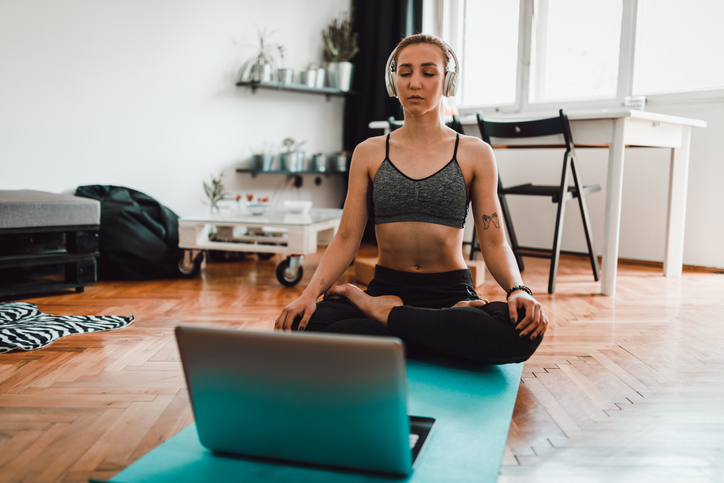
xmin=477 ymin=109 xmax=574 ymax=151
xmin=446 ymin=115 xmax=465 ymax=135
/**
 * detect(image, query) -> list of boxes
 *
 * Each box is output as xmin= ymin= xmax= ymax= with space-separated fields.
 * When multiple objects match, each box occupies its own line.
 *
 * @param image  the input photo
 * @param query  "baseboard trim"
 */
xmin=556 ymin=251 xmax=722 ymax=274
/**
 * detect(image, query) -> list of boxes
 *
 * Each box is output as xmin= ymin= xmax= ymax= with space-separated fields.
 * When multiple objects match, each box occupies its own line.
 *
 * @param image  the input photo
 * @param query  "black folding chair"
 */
xmin=446 ymin=115 xmax=465 ymax=134
xmin=470 ymin=109 xmax=601 ymax=293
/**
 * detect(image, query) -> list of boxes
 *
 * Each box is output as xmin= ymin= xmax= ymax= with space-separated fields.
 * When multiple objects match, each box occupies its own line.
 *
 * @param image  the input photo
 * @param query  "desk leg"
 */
xmin=601 ymin=118 xmax=627 ymax=296
xmin=664 ymin=126 xmax=691 ymax=277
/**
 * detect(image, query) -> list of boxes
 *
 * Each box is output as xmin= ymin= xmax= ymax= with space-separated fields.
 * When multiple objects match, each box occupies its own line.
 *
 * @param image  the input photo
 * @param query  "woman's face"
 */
xmin=394 ymin=43 xmax=447 ymax=115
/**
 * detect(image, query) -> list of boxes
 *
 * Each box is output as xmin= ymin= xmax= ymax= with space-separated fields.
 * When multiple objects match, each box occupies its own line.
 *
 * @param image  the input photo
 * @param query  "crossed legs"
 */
xmin=291 ymin=283 xmax=541 ymax=365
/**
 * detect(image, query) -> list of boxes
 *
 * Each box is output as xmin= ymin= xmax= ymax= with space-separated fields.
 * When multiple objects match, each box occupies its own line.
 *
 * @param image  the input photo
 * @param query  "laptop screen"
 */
xmin=176 ymin=326 xmax=421 ymax=475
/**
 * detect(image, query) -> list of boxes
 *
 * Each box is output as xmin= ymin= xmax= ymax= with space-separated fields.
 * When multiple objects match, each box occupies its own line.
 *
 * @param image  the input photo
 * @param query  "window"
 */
xmin=461 ymin=1 xmax=519 ymax=106
xmin=429 ymin=0 xmax=724 ymax=111
xmin=530 ymin=0 xmax=622 ymax=103
xmin=634 ymin=0 xmax=724 ymax=95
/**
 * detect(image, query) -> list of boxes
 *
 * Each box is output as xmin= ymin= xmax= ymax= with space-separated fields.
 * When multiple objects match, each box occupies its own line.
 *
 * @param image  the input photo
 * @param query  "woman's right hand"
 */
xmin=274 ymin=139 xmax=373 ymax=332
xmin=274 ymin=293 xmax=318 ymax=331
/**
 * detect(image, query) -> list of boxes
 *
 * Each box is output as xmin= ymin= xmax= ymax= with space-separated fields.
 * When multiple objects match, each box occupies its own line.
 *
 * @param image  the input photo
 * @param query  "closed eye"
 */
xmin=398 ymin=72 xmax=436 ymax=77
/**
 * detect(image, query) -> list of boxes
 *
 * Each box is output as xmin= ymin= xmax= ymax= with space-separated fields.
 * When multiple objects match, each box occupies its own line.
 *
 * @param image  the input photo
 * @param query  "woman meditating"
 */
xmin=275 ymin=34 xmax=546 ymax=364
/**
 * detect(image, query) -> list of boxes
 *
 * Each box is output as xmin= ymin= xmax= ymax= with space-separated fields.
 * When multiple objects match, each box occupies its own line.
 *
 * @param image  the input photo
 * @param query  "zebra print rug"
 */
xmin=0 ymin=302 xmax=134 ymax=354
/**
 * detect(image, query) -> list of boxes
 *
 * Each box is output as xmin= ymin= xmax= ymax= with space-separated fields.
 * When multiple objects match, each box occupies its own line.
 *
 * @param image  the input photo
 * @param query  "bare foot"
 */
xmin=453 ymin=299 xmax=489 ymax=308
xmin=324 ymin=284 xmax=403 ymax=326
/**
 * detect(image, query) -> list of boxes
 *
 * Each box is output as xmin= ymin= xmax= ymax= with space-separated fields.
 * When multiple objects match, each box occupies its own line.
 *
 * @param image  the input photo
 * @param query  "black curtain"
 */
xmin=343 ymin=0 xmax=423 ymax=152
xmin=343 ymin=0 xmax=422 ymax=242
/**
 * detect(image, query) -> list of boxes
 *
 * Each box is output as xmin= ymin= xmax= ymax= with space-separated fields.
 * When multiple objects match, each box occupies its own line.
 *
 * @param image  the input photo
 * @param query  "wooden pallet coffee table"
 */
xmin=178 ymin=209 xmax=342 ymax=286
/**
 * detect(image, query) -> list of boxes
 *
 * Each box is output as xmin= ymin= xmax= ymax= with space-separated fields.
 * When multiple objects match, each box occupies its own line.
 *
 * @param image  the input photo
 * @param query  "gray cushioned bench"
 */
xmin=0 ymin=190 xmax=100 ymax=298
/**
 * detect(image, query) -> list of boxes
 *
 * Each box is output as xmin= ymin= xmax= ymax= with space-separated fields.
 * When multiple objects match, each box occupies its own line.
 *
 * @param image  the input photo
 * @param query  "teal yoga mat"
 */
xmin=99 ymin=357 xmax=522 ymax=483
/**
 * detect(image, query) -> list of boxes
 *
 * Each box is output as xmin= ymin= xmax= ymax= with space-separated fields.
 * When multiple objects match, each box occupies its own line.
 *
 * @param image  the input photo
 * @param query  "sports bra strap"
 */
xmin=452 ymin=132 xmax=460 ymax=160
xmin=385 ymin=133 xmax=390 ymax=159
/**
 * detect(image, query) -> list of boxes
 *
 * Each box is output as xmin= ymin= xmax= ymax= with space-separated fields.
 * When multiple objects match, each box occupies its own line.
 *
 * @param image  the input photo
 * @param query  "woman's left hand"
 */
xmin=508 ymin=292 xmax=548 ymax=339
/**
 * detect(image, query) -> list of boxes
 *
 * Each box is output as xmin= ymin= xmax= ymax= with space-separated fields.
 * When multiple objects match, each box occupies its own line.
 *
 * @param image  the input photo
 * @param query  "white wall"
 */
xmin=0 ymin=0 xmax=351 ymax=216
xmin=480 ymin=101 xmax=724 ymax=269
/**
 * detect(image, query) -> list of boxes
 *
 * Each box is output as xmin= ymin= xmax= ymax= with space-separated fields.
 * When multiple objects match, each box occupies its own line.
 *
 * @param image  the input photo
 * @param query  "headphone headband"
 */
xmin=385 ymin=39 xmax=460 ymax=98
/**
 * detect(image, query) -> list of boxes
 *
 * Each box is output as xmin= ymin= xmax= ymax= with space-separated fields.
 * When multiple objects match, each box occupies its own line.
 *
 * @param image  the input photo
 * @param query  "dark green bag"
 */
xmin=75 ymin=185 xmax=183 ymax=280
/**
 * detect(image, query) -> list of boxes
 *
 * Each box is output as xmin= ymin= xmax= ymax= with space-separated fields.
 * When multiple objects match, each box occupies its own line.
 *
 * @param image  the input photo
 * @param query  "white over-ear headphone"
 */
xmin=385 ymin=40 xmax=460 ymax=98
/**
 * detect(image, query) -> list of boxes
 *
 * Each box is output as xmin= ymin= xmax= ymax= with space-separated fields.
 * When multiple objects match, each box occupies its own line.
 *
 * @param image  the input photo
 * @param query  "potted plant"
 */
xmin=238 ymin=27 xmax=286 ymax=83
xmin=203 ymin=172 xmax=229 ymax=213
xmin=276 ymin=48 xmax=294 ymax=84
xmin=280 ymin=138 xmax=307 ymax=172
xmin=322 ymin=13 xmax=359 ymax=91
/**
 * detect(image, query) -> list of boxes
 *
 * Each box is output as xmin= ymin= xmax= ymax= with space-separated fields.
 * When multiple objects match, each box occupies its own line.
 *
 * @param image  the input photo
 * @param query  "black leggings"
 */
xmin=292 ymin=265 xmax=542 ymax=365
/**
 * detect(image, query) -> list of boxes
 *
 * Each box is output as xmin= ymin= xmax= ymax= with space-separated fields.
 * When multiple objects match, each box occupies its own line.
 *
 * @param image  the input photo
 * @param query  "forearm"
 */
xmin=480 ymin=239 xmax=547 ymax=339
xmin=302 ymin=233 xmax=361 ymax=300
xmin=480 ymin=241 xmax=524 ymax=292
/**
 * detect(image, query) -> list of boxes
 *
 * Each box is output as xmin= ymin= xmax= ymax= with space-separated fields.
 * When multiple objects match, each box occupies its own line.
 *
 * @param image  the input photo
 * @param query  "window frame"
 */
xmin=445 ymin=0 xmax=724 ymax=116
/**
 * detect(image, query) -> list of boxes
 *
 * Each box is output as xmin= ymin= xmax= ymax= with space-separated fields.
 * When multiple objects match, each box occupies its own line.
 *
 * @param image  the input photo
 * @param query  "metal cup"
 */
xmin=280 ymin=152 xmax=298 ymax=171
xmin=300 ymin=70 xmax=317 ymax=88
xmin=312 ymin=154 xmax=327 ymax=172
xmin=296 ymin=152 xmax=306 ymax=171
xmin=315 ymin=68 xmax=326 ymax=88
xmin=334 ymin=152 xmax=348 ymax=172
xmin=277 ymin=68 xmax=294 ymax=84
xmin=261 ymin=154 xmax=273 ymax=171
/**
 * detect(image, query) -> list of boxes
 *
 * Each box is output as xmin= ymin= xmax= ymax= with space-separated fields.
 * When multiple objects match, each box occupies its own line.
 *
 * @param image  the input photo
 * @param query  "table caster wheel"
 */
xmin=177 ymin=250 xmax=204 ymax=278
xmin=276 ymin=256 xmax=304 ymax=287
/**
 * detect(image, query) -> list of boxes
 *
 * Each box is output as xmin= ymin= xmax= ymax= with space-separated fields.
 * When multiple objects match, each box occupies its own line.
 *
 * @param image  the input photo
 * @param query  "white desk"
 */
xmin=370 ymin=109 xmax=707 ymax=296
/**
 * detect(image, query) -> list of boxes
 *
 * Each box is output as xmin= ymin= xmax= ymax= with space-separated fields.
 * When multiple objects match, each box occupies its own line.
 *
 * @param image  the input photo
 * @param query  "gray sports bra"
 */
xmin=373 ymin=133 xmax=469 ymax=229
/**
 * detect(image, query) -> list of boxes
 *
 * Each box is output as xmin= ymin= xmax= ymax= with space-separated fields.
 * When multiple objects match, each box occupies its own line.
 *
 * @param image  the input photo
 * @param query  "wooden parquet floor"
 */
xmin=1 ymin=245 xmax=723 ymax=482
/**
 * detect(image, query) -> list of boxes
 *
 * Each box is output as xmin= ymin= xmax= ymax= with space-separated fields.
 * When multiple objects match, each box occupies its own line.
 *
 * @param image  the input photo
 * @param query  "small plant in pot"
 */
xmin=276 ymin=47 xmax=294 ymax=84
xmin=281 ymin=138 xmax=307 ymax=172
xmin=322 ymin=12 xmax=359 ymax=91
xmin=238 ymin=27 xmax=285 ymax=83
xmin=203 ymin=172 xmax=230 ymax=213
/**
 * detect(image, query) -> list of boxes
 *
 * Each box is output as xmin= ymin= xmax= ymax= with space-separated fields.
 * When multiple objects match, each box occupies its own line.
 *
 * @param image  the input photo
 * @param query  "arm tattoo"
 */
xmin=319 ymin=278 xmax=325 ymax=286
xmin=482 ymin=212 xmax=500 ymax=230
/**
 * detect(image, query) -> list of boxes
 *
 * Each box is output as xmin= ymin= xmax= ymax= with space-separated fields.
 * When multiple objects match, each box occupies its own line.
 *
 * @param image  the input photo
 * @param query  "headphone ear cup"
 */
xmin=443 ymin=72 xmax=452 ymax=97
xmin=387 ymin=71 xmax=397 ymax=97
xmin=445 ymin=71 xmax=458 ymax=97
xmin=384 ymin=47 xmax=398 ymax=98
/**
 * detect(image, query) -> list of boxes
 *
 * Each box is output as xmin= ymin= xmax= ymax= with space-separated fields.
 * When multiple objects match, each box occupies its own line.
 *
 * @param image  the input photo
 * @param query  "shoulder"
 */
xmin=457 ymin=134 xmax=493 ymax=158
xmin=347 ymin=134 xmax=387 ymax=180
xmin=354 ymin=134 xmax=387 ymax=159
xmin=350 ymin=135 xmax=387 ymax=172
xmin=456 ymin=134 xmax=496 ymax=172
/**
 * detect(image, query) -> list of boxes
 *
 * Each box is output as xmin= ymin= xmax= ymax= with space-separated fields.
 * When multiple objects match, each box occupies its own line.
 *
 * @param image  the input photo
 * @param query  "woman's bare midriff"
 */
xmin=375 ymin=222 xmax=468 ymax=273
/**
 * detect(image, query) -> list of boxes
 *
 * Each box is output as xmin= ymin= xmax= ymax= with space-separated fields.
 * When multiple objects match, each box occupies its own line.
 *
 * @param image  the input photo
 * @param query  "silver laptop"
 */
xmin=175 ymin=326 xmax=435 ymax=476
